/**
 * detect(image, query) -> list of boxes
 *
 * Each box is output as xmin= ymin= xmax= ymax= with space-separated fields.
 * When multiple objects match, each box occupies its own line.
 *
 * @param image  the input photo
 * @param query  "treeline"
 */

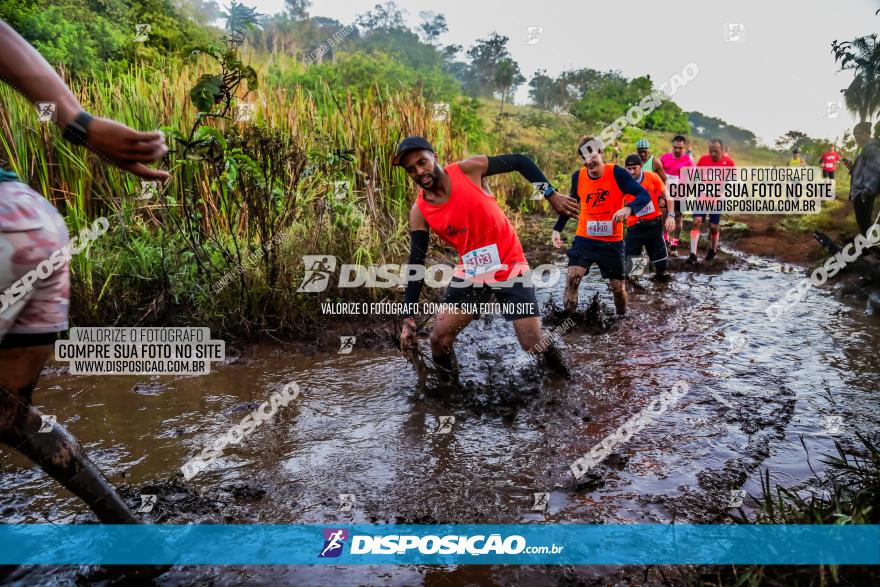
xmin=0 ymin=0 xmax=738 ymax=145
xmin=0 ymin=0 xmax=216 ymax=72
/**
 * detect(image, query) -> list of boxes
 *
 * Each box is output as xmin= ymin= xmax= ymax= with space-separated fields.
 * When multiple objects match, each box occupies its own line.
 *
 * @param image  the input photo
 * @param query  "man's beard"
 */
xmin=417 ymin=168 xmax=439 ymax=189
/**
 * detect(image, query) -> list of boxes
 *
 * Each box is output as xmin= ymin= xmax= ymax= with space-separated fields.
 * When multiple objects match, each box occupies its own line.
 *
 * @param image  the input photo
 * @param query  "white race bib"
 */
xmin=635 ymin=200 xmax=656 ymax=217
xmin=586 ymin=220 xmax=614 ymax=237
xmin=462 ymin=244 xmax=502 ymax=278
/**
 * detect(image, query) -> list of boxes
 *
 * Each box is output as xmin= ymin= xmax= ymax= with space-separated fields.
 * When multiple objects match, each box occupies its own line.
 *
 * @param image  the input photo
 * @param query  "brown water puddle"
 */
xmin=2 ymin=250 xmax=880 ymax=585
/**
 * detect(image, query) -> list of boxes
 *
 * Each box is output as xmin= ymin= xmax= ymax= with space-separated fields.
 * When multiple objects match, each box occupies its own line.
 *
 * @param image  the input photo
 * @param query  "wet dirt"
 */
xmin=2 ymin=241 xmax=880 ymax=586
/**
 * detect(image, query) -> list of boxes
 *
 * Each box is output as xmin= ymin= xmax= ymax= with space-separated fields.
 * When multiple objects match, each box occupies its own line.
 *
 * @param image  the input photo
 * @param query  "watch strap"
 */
xmin=62 ymin=111 xmax=93 ymax=146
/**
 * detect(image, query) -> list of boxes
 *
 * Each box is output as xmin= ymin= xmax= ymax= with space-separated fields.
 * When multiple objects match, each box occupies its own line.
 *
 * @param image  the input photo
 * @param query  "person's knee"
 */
xmin=610 ymin=280 xmax=625 ymax=294
xmin=430 ymin=328 xmax=456 ymax=354
xmin=566 ymin=271 xmax=583 ymax=289
xmin=517 ymin=330 xmax=542 ymax=352
xmin=709 ymin=224 xmax=720 ymax=234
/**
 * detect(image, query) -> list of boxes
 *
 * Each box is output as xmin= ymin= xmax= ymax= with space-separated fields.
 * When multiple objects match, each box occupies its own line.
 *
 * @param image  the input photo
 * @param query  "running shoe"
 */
xmin=705 ymin=248 xmax=716 ymax=262
xmin=670 ymin=238 xmax=680 ymax=255
xmin=686 ymin=253 xmax=698 ymax=265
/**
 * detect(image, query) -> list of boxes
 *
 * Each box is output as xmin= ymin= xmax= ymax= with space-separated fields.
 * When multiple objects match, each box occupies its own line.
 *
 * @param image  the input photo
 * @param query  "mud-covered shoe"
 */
xmin=539 ymin=345 xmax=571 ymax=379
xmin=433 ymin=352 xmax=461 ymax=389
xmin=705 ymin=248 xmax=716 ymax=262
xmin=685 ymin=253 xmax=698 ymax=265
xmin=670 ymin=238 xmax=680 ymax=256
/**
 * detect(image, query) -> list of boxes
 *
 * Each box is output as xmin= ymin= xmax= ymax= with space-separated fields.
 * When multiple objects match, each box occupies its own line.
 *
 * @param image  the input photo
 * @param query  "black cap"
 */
xmin=393 ymin=136 xmax=434 ymax=166
xmin=624 ymin=154 xmax=642 ymax=167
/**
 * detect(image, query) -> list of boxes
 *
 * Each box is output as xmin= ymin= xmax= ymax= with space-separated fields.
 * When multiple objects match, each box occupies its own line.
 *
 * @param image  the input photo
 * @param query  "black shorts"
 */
xmin=823 ymin=170 xmax=835 ymax=180
xmin=567 ymin=236 xmax=625 ymax=280
xmin=442 ymin=277 xmax=540 ymax=321
xmin=625 ymin=218 xmax=668 ymax=266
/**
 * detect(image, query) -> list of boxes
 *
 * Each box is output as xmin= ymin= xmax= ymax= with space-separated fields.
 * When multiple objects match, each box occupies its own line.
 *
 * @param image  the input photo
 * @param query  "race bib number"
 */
xmin=462 ymin=244 xmax=502 ymax=278
xmin=635 ymin=200 xmax=656 ymax=217
xmin=586 ymin=220 xmax=613 ymax=237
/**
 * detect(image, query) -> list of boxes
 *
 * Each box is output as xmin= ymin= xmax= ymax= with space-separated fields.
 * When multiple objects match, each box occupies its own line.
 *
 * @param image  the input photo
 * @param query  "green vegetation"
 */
xmin=708 ymin=435 xmax=880 ymax=586
xmin=0 ymin=0 xmax=866 ymax=337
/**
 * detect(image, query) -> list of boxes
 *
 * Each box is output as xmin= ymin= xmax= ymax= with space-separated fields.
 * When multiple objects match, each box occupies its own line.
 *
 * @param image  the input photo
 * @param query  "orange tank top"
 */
xmin=416 ymin=163 xmax=527 ymax=282
xmin=624 ymin=170 xmax=664 ymax=227
xmin=575 ymin=163 xmax=628 ymax=242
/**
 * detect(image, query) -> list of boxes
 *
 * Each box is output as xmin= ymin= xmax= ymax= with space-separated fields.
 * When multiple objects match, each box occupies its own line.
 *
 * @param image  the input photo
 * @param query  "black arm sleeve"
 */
xmin=486 ymin=154 xmax=551 ymax=188
xmin=403 ymin=230 xmax=429 ymax=313
xmin=553 ymin=171 xmax=579 ymax=232
xmin=613 ymin=166 xmax=651 ymax=215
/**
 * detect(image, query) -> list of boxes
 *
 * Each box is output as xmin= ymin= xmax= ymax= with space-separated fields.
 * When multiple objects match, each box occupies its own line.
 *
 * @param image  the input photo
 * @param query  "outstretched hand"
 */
xmin=547 ymin=192 xmax=578 ymax=217
xmin=86 ymin=117 xmax=170 ymax=181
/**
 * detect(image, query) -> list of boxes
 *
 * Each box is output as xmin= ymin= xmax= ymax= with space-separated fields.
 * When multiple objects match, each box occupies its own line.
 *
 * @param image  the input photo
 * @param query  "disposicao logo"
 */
xmin=319 ymin=528 xmax=348 ymax=558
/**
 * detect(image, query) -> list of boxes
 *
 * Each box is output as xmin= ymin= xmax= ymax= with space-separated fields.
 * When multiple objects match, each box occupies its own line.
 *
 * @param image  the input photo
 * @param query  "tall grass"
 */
xmin=0 ymin=59 xmax=498 ymax=338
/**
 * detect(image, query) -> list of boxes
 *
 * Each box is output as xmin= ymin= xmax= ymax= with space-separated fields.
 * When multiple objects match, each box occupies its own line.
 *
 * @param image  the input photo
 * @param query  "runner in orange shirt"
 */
xmin=623 ymin=155 xmax=676 ymax=280
xmin=551 ymin=138 xmax=651 ymax=317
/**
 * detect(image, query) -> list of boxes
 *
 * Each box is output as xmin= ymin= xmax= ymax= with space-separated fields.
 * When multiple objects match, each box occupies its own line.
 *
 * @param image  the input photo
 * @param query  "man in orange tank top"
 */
xmin=552 ymin=138 xmax=652 ymax=317
xmin=623 ymin=154 xmax=676 ymax=280
xmin=393 ymin=136 xmax=578 ymax=384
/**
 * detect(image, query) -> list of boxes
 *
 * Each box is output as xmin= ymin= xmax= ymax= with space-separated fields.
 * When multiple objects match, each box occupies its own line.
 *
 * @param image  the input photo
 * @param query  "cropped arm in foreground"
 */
xmin=0 ymin=19 xmax=168 ymax=180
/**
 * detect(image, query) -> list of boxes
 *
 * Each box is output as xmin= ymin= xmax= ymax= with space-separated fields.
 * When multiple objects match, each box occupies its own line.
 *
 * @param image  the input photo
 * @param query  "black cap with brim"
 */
xmin=624 ymin=154 xmax=642 ymax=167
xmin=393 ymin=136 xmax=435 ymax=166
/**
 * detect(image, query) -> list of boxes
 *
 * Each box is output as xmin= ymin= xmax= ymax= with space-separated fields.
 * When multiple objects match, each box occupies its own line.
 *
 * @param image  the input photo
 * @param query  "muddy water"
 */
xmin=2 ymin=250 xmax=880 ymax=586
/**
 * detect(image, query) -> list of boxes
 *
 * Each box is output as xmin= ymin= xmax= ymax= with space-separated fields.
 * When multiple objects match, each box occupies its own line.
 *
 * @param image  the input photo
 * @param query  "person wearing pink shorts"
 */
xmin=0 ymin=19 xmax=168 ymax=527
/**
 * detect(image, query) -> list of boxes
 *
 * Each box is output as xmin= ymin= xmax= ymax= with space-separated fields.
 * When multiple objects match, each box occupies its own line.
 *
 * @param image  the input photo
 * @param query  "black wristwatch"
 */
xmin=62 ymin=111 xmax=93 ymax=146
xmin=542 ymin=184 xmax=556 ymax=199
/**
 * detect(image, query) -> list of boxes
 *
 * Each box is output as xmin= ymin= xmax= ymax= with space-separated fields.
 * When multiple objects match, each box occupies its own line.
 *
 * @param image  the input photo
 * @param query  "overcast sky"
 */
xmin=249 ymin=0 xmax=876 ymax=146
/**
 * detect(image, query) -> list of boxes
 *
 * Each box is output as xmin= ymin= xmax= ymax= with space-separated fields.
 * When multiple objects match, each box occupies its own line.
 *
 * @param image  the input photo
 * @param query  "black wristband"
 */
xmin=62 ymin=111 xmax=93 ymax=146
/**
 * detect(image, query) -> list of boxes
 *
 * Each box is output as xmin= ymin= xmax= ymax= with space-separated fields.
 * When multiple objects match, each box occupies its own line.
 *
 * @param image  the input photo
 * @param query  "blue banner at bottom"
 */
xmin=0 ymin=524 xmax=877 ymax=565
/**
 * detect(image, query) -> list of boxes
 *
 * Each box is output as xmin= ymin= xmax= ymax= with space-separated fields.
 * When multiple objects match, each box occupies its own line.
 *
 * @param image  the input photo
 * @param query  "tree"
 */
xmin=179 ymin=0 xmax=223 ymax=27
xmin=283 ymin=0 xmax=311 ymax=21
xmin=464 ymin=33 xmax=520 ymax=99
xmin=417 ymin=11 xmax=447 ymax=43
xmin=776 ymin=130 xmax=810 ymax=150
xmin=832 ymin=35 xmax=880 ymax=123
xmin=529 ymin=69 xmax=565 ymax=110
xmin=358 ymin=1 xmax=406 ymax=32
xmin=831 ymin=17 xmax=880 ymax=123
xmin=494 ymin=57 xmax=525 ymax=115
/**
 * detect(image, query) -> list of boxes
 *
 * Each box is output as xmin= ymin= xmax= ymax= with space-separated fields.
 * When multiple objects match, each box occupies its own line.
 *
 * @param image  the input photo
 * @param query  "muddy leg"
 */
xmin=564 ymin=265 xmax=586 ymax=313
xmin=709 ymin=222 xmax=720 ymax=251
xmin=511 ymin=317 xmax=570 ymax=379
xmin=430 ymin=309 xmax=476 ymax=386
xmin=0 ymin=345 xmax=139 ymax=524
xmin=609 ymin=279 xmax=627 ymax=316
